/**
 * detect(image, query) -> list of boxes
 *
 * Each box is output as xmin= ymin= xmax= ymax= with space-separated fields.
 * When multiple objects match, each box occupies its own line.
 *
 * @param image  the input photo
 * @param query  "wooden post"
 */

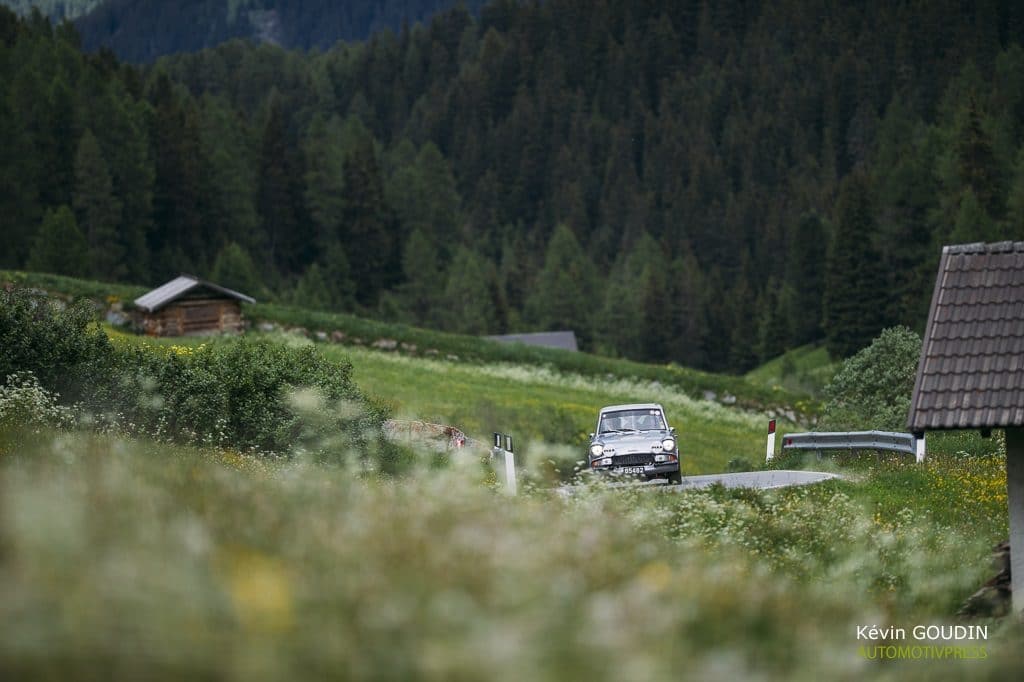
xmin=1008 ymin=428 xmax=1024 ymax=619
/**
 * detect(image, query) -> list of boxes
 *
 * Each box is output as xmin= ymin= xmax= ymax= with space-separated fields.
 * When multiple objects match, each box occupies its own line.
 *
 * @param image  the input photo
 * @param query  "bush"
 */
xmin=819 ymin=326 xmax=921 ymax=431
xmin=112 ymin=339 xmax=382 ymax=454
xmin=0 ymin=285 xmax=384 ymax=458
xmin=0 ymin=287 xmax=112 ymax=405
xmin=0 ymin=372 xmax=75 ymax=434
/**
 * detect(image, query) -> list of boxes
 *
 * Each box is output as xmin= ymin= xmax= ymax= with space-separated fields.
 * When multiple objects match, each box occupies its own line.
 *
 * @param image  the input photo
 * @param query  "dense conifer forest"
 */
xmin=3 ymin=0 xmax=1024 ymax=372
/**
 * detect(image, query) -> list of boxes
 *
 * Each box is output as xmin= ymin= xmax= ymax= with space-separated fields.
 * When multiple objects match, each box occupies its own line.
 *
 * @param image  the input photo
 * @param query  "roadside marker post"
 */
xmin=765 ymin=419 xmax=777 ymax=463
xmin=492 ymin=432 xmax=517 ymax=496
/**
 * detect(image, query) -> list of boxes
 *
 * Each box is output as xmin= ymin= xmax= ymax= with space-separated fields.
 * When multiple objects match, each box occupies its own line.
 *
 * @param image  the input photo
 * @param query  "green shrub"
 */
xmin=819 ymin=326 xmax=921 ymax=431
xmin=1 ymin=285 xmax=384 ymax=458
xmin=0 ymin=372 xmax=75 ymax=433
xmin=0 ymin=287 xmax=112 ymax=405
xmin=103 ymin=338 xmax=384 ymax=455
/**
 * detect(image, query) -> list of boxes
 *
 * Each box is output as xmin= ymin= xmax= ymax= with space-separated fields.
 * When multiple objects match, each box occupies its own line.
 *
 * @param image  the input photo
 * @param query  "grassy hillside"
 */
xmin=1 ymin=269 xmax=812 ymax=416
xmin=746 ymin=344 xmax=840 ymax=397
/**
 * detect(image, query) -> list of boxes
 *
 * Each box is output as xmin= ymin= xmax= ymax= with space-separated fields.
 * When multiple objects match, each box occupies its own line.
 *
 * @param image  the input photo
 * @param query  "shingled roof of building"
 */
xmin=907 ymin=241 xmax=1024 ymax=431
xmin=133 ymin=275 xmax=256 ymax=313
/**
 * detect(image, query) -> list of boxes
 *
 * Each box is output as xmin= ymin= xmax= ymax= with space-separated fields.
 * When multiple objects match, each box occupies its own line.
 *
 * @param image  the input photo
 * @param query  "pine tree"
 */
xmin=257 ymin=95 xmax=309 ymax=274
xmin=823 ymin=172 xmax=891 ymax=359
xmin=524 ymin=224 xmax=598 ymax=346
xmin=593 ymin=232 xmax=661 ymax=358
xmin=73 ymin=129 xmax=123 ymax=279
xmin=951 ymin=188 xmax=1001 ymax=243
xmin=290 ymin=264 xmax=333 ymax=311
xmin=341 ymin=135 xmax=397 ymax=305
xmin=303 ymin=113 xmax=347 ymax=249
xmin=321 ymin=242 xmax=357 ymax=312
xmin=394 ymin=228 xmax=445 ymax=326
xmin=210 ymin=242 xmax=262 ymax=298
xmin=440 ymin=245 xmax=499 ymax=335
xmin=956 ymin=96 xmax=1004 ymax=219
xmin=27 ymin=206 xmax=89 ymax=277
xmin=787 ymin=213 xmax=829 ymax=345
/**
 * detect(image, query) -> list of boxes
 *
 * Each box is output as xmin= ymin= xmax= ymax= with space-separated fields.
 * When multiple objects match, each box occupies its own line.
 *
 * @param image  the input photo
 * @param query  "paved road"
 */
xmin=565 ymin=470 xmax=842 ymax=495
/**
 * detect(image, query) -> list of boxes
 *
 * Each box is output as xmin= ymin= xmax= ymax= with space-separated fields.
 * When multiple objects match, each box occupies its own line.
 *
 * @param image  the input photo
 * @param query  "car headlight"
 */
xmin=590 ymin=443 xmax=604 ymax=457
xmin=661 ymin=437 xmax=676 ymax=451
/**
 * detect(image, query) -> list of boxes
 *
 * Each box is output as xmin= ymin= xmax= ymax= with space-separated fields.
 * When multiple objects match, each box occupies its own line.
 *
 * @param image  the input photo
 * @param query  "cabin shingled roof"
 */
xmin=133 ymin=275 xmax=256 ymax=313
xmin=907 ymin=241 xmax=1024 ymax=431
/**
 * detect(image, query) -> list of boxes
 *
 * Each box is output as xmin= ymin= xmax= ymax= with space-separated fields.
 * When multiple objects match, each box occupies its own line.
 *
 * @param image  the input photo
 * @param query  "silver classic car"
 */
xmin=587 ymin=403 xmax=681 ymax=483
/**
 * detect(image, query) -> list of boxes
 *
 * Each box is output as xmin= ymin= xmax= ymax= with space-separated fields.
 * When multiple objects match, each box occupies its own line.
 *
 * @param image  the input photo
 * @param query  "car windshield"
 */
xmin=599 ymin=409 xmax=666 ymax=433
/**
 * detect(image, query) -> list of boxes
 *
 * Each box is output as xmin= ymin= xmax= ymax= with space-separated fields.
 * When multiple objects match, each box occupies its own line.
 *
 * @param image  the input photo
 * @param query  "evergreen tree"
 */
xmin=26 ymin=206 xmax=89 ymax=277
xmin=303 ymin=113 xmax=347 ymax=249
xmin=593 ymin=232 xmax=660 ymax=358
xmin=321 ymin=242 xmax=358 ymax=312
xmin=341 ymin=135 xmax=397 ymax=305
xmin=149 ymin=73 xmax=203 ymax=277
xmin=524 ymin=224 xmax=598 ymax=346
xmin=951 ymin=188 xmax=1001 ymax=243
xmin=200 ymin=96 xmax=259 ymax=256
xmin=257 ymin=95 xmax=309 ymax=274
xmin=440 ymin=245 xmax=499 ymax=335
xmin=786 ymin=213 xmax=829 ymax=345
xmin=290 ymin=263 xmax=333 ymax=311
xmin=394 ymin=228 xmax=445 ymax=326
xmin=0 ymin=89 xmax=39 ymax=267
xmin=666 ymin=249 xmax=706 ymax=367
xmin=209 ymin=242 xmax=262 ymax=298
xmin=955 ymin=96 xmax=1004 ymax=219
xmin=823 ymin=172 xmax=891 ymax=359
xmin=72 ymin=129 xmax=123 ymax=279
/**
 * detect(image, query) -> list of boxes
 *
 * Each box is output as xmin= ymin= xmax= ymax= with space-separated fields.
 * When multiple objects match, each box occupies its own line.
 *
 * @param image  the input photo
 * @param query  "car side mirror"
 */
xmin=588 ymin=433 xmax=594 ymax=439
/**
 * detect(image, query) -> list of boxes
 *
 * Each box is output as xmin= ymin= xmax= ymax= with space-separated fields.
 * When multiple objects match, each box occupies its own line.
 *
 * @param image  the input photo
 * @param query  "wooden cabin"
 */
xmin=132 ymin=275 xmax=255 ymax=337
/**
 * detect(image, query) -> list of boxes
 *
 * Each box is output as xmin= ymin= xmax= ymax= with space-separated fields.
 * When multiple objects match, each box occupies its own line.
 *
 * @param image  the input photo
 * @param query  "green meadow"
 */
xmin=2 ymin=280 xmax=1021 ymax=680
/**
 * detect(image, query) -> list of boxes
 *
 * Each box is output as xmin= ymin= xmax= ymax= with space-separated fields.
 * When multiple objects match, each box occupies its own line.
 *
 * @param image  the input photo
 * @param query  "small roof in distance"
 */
xmin=485 ymin=331 xmax=579 ymax=352
xmin=133 ymin=275 xmax=256 ymax=313
xmin=907 ymin=241 xmax=1024 ymax=431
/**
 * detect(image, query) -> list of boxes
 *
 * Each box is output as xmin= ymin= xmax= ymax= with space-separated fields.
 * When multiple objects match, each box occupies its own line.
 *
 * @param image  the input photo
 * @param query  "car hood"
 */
xmin=593 ymin=430 xmax=671 ymax=454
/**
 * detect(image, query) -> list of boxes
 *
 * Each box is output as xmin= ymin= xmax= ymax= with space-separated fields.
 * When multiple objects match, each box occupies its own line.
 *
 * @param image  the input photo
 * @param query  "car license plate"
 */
xmin=617 ymin=466 xmax=646 ymax=475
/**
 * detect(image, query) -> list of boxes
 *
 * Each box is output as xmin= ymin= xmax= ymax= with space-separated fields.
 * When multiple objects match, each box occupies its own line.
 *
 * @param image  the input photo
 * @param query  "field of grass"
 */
xmin=746 ymin=343 xmax=840 ymax=397
xmin=0 ymin=427 xmax=1017 ymax=681
xmin=3 ymin=275 xmax=1020 ymax=679
xmin=1 ymin=269 xmax=811 ymax=417
xmin=127 ymin=330 xmax=781 ymax=477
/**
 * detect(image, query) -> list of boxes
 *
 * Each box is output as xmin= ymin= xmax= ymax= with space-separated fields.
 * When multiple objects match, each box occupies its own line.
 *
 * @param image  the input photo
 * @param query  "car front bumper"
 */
xmin=591 ymin=461 xmax=680 ymax=479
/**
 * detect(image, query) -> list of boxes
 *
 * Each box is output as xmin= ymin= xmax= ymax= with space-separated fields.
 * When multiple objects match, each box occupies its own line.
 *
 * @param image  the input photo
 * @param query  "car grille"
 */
xmin=612 ymin=453 xmax=655 ymax=467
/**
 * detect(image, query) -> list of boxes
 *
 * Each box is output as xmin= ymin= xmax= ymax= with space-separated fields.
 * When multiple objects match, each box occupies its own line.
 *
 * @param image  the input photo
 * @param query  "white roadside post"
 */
xmin=913 ymin=432 xmax=926 ymax=463
xmin=765 ymin=419 xmax=777 ymax=463
xmin=492 ymin=432 xmax=517 ymax=496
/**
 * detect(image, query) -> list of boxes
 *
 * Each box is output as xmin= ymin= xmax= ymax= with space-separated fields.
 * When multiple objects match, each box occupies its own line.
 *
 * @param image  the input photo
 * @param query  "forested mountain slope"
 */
xmin=72 ymin=0 xmax=487 ymax=62
xmin=3 ymin=1 xmax=1024 ymax=373
xmin=0 ymin=1 xmax=100 ymax=21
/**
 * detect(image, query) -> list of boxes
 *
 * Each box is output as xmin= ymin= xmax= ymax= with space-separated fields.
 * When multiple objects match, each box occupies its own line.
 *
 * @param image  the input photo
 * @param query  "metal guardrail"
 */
xmin=777 ymin=430 xmax=926 ymax=463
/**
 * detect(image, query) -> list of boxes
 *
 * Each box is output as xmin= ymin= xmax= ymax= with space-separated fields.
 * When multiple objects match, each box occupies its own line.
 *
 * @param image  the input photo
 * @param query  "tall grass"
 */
xmin=0 ymin=429 xmax=1019 ymax=681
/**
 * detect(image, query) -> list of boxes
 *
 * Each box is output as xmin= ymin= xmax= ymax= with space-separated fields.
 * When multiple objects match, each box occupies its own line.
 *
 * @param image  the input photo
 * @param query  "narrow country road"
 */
xmin=562 ymin=470 xmax=842 ymax=496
